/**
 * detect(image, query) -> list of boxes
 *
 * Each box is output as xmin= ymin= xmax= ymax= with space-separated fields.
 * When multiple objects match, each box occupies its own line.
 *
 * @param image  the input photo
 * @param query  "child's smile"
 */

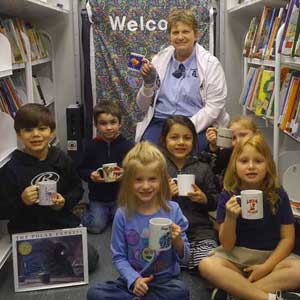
xmin=236 ymin=145 xmax=267 ymax=189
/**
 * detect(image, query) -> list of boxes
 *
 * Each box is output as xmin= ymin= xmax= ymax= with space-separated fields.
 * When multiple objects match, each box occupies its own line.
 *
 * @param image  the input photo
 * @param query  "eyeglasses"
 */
xmin=172 ymin=64 xmax=185 ymax=79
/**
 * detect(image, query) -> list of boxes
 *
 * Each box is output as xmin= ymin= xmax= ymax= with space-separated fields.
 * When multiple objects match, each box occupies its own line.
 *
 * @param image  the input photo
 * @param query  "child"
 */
xmin=205 ymin=115 xmax=258 ymax=189
xmin=199 ymin=133 xmax=300 ymax=300
xmin=159 ymin=115 xmax=218 ymax=271
xmin=0 ymin=103 xmax=98 ymax=272
xmin=87 ymin=142 xmax=190 ymax=300
xmin=78 ymin=100 xmax=133 ymax=233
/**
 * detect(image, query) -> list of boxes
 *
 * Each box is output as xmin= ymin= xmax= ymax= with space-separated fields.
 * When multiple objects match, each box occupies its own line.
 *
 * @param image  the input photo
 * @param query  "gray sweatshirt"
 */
xmin=166 ymin=155 xmax=218 ymax=242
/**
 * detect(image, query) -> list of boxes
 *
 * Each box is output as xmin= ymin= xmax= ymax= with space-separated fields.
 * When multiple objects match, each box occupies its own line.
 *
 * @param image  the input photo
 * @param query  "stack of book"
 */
xmin=0 ymin=17 xmax=49 ymax=64
xmin=243 ymin=5 xmax=287 ymax=59
xmin=0 ymin=77 xmax=24 ymax=117
xmin=240 ymin=65 xmax=300 ymax=140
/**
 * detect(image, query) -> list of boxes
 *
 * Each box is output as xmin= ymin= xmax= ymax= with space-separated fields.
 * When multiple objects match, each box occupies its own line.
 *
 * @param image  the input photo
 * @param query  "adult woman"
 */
xmin=135 ymin=8 xmax=229 ymax=151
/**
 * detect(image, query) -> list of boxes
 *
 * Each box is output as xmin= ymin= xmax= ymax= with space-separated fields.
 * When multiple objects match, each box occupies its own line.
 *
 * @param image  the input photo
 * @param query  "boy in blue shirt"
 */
xmin=78 ymin=101 xmax=133 ymax=233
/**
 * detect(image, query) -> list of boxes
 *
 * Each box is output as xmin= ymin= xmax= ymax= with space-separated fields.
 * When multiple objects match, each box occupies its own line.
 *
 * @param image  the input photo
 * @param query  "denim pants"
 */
xmin=142 ymin=117 xmax=208 ymax=152
xmin=87 ymin=276 xmax=189 ymax=300
xmin=81 ymin=201 xmax=116 ymax=233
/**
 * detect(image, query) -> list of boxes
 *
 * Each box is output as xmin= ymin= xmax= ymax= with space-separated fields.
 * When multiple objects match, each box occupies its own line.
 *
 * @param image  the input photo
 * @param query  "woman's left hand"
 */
xmin=243 ymin=264 xmax=270 ymax=282
xmin=187 ymin=184 xmax=207 ymax=204
xmin=51 ymin=193 xmax=65 ymax=210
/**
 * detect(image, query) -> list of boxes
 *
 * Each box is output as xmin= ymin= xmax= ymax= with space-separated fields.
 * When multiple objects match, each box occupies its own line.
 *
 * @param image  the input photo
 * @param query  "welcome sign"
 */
xmin=90 ymin=0 xmax=211 ymax=141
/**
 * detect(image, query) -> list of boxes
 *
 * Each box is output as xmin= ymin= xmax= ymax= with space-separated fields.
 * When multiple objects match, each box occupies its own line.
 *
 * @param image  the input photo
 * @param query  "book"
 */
xmin=279 ymin=73 xmax=300 ymax=125
xmin=292 ymin=9 xmax=300 ymax=56
xmin=281 ymin=0 xmax=299 ymax=56
xmin=280 ymin=76 xmax=300 ymax=130
xmin=261 ymin=8 xmax=279 ymax=59
xmin=265 ymin=8 xmax=284 ymax=60
xmin=243 ymin=17 xmax=258 ymax=57
xmin=239 ymin=67 xmax=257 ymax=105
xmin=279 ymin=0 xmax=300 ymax=54
xmin=247 ymin=67 xmax=263 ymax=110
xmin=251 ymin=6 xmax=272 ymax=58
xmin=254 ymin=69 xmax=275 ymax=116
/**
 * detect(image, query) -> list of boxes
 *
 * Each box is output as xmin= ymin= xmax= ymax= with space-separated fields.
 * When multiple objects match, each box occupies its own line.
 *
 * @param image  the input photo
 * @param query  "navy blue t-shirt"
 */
xmin=216 ymin=188 xmax=294 ymax=250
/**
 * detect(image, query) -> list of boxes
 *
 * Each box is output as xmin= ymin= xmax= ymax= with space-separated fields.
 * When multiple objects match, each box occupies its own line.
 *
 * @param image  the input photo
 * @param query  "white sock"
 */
xmin=268 ymin=293 xmax=277 ymax=300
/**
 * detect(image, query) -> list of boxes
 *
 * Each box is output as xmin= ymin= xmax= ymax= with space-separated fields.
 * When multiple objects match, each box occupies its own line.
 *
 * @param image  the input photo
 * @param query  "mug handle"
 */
xmin=235 ymin=195 xmax=241 ymax=205
xmin=170 ymin=178 xmax=178 ymax=184
xmin=96 ymin=167 xmax=105 ymax=178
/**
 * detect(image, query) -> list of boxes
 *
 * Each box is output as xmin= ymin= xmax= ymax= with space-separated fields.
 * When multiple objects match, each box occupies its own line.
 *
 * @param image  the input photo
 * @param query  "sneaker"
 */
xmin=277 ymin=291 xmax=300 ymax=300
xmin=211 ymin=288 xmax=230 ymax=300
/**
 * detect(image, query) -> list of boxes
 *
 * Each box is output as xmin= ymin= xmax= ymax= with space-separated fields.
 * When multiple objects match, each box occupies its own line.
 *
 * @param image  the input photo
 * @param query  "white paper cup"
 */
xmin=97 ymin=163 xmax=118 ymax=182
xmin=176 ymin=174 xmax=195 ymax=196
xmin=37 ymin=180 xmax=57 ymax=206
xmin=216 ymin=128 xmax=233 ymax=148
xmin=149 ymin=217 xmax=172 ymax=251
xmin=236 ymin=190 xmax=263 ymax=219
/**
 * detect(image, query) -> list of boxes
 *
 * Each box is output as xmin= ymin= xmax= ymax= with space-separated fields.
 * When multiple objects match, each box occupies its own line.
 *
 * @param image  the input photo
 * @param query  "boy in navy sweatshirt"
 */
xmin=78 ymin=101 xmax=133 ymax=233
xmin=0 ymin=103 xmax=99 ymax=272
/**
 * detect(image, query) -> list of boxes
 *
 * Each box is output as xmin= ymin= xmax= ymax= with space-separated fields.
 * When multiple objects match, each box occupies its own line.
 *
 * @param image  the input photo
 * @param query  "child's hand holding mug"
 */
xmin=90 ymin=170 xmax=105 ymax=183
xmin=187 ymin=184 xmax=208 ymax=204
xmin=206 ymin=127 xmax=218 ymax=152
xmin=225 ymin=196 xmax=242 ymax=219
xmin=21 ymin=185 xmax=39 ymax=206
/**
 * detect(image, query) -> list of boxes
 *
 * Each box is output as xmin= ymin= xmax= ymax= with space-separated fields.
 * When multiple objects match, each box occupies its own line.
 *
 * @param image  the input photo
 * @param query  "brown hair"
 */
xmin=159 ymin=115 xmax=198 ymax=155
xmin=118 ymin=142 xmax=171 ymax=218
xmin=224 ymin=133 xmax=280 ymax=213
xmin=167 ymin=9 xmax=198 ymax=34
xmin=14 ymin=103 xmax=55 ymax=133
xmin=93 ymin=100 xmax=122 ymax=124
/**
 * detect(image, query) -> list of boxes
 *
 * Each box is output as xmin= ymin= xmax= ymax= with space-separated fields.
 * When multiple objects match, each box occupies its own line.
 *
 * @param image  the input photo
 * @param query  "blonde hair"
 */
xmin=167 ymin=9 xmax=198 ymax=34
xmin=228 ymin=115 xmax=258 ymax=133
xmin=224 ymin=133 xmax=280 ymax=213
xmin=118 ymin=142 xmax=171 ymax=217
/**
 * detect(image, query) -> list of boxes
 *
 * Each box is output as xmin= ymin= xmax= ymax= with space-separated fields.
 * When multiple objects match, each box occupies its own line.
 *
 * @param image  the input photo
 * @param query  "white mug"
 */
xmin=174 ymin=174 xmax=195 ymax=196
xmin=236 ymin=190 xmax=264 ymax=219
xmin=149 ymin=217 xmax=172 ymax=251
xmin=37 ymin=180 xmax=57 ymax=206
xmin=97 ymin=163 xmax=118 ymax=183
xmin=216 ymin=127 xmax=233 ymax=148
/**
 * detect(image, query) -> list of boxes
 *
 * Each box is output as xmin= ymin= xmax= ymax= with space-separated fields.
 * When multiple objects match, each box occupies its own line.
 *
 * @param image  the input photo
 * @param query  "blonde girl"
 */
xmin=87 ymin=142 xmax=190 ymax=300
xmin=199 ymin=133 xmax=300 ymax=300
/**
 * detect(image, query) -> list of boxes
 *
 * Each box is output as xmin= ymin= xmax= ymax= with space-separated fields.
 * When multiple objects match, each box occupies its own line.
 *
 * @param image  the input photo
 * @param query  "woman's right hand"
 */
xmin=141 ymin=60 xmax=157 ymax=85
xmin=206 ymin=127 xmax=218 ymax=152
xmin=21 ymin=185 xmax=38 ymax=206
xmin=225 ymin=196 xmax=241 ymax=219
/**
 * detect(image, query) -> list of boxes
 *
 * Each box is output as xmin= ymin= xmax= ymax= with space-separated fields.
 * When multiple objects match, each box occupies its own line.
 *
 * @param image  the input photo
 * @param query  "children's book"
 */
xmin=243 ymin=17 xmax=258 ymax=57
xmin=265 ymin=8 xmax=284 ymax=60
xmin=279 ymin=0 xmax=300 ymax=54
xmin=261 ymin=8 xmax=279 ymax=59
xmin=247 ymin=68 xmax=263 ymax=110
xmin=251 ymin=7 xmax=272 ymax=58
xmin=292 ymin=10 xmax=300 ymax=56
xmin=239 ymin=67 xmax=257 ymax=105
xmin=280 ymin=76 xmax=300 ymax=130
xmin=281 ymin=0 xmax=299 ymax=56
xmin=254 ymin=69 xmax=275 ymax=116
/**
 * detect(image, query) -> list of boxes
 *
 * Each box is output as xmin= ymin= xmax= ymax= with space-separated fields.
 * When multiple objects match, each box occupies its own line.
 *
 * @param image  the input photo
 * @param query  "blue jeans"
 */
xmin=81 ymin=201 xmax=116 ymax=233
xmin=87 ymin=277 xmax=189 ymax=300
xmin=142 ymin=118 xmax=208 ymax=152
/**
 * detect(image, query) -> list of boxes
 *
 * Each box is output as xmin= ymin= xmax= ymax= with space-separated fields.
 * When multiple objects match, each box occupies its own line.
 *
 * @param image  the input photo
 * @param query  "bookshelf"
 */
xmin=0 ymin=0 xmax=72 ymax=270
xmin=224 ymin=0 xmax=300 ymax=205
